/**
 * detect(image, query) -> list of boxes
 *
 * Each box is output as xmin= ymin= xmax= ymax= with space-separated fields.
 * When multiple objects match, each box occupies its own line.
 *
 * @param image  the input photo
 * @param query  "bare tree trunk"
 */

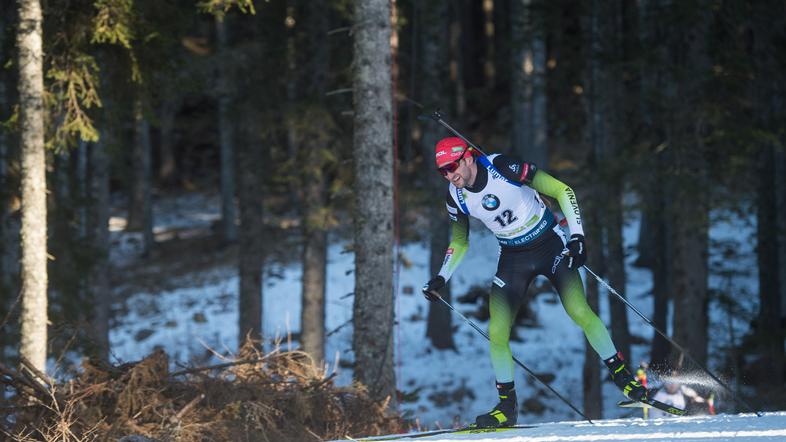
xmin=670 ymin=209 xmax=709 ymax=367
xmin=755 ymin=143 xmax=783 ymax=389
xmin=633 ymin=0 xmax=655 ymax=272
xmin=775 ymin=150 xmax=786 ymax=350
xmin=17 ymin=0 xmax=47 ymax=373
xmin=605 ymin=202 xmax=630 ymax=352
xmin=216 ymin=15 xmax=237 ymax=243
xmin=301 ymin=204 xmax=327 ymax=363
xmin=511 ymin=0 xmax=532 ymax=157
xmin=668 ymin=2 xmax=711 ymax=368
xmin=50 ymin=152 xmax=79 ymax=329
xmin=87 ymin=109 xmax=112 ymax=360
xmin=579 ymin=1 xmax=604 ymax=416
xmin=237 ymin=110 xmax=264 ymax=345
xmin=582 ymin=182 xmax=604 ymax=418
xmin=418 ymin=0 xmax=455 ymax=350
xmin=637 ymin=0 xmax=672 ymax=368
xmin=236 ymin=181 xmax=263 ymax=345
xmin=649 ymin=178 xmax=671 ymax=368
xmin=299 ymin=0 xmax=331 ymax=365
xmin=587 ymin=0 xmax=631 ymax=361
xmin=511 ymin=0 xmax=548 ymax=167
xmin=127 ymin=96 xmax=154 ymax=254
xmin=752 ymin=0 xmax=785 ymax=396
xmin=352 ymin=0 xmax=396 ymax=407
xmin=83 ymin=51 xmax=118 ymax=360
xmin=89 ymin=138 xmax=111 ymax=358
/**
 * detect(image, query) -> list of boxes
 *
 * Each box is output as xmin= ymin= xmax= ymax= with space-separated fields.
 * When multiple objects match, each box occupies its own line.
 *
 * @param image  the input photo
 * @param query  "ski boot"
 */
xmin=604 ymin=352 xmax=648 ymax=401
xmin=475 ymin=382 xmax=518 ymax=428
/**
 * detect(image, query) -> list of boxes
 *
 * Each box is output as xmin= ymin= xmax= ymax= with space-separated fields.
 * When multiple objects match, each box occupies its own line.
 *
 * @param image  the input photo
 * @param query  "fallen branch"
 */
xmin=170 ymin=393 xmax=204 ymax=424
xmin=19 ymin=354 xmax=53 ymax=386
xmin=308 ymin=372 xmax=338 ymax=391
xmin=18 ymin=367 xmax=52 ymax=400
xmin=0 ymin=361 xmax=50 ymax=400
xmin=169 ymin=357 xmax=268 ymax=377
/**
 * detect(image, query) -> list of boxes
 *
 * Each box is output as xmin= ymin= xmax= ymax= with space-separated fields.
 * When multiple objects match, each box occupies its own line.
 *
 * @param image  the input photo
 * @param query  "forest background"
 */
xmin=1 ymin=0 xmax=785 ymax=438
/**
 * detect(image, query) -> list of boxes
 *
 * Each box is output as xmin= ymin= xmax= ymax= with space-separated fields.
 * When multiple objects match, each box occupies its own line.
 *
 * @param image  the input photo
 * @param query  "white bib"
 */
xmin=447 ymin=154 xmax=555 ymax=247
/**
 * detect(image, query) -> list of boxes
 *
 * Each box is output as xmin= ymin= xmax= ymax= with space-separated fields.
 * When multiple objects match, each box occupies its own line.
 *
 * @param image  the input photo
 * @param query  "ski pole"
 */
xmin=582 ymin=265 xmax=762 ymax=417
xmin=418 ymin=110 xmax=490 ymax=157
xmin=428 ymin=290 xmax=594 ymax=424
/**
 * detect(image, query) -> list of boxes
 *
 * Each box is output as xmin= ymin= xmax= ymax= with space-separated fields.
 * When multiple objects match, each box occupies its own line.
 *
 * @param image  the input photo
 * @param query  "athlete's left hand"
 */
xmin=422 ymin=276 xmax=446 ymax=302
xmin=566 ymin=234 xmax=586 ymax=269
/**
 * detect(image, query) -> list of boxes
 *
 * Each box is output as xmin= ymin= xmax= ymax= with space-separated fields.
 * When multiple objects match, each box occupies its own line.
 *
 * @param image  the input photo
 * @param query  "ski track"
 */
xmin=342 ymin=412 xmax=786 ymax=441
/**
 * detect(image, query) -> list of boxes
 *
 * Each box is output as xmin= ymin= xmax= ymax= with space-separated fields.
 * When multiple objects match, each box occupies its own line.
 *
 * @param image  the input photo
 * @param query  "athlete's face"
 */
xmin=442 ymin=155 xmax=476 ymax=188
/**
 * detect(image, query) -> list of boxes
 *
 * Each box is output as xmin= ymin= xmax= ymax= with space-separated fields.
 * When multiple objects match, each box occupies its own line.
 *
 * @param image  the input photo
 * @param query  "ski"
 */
xmin=355 ymin=424 xmax=538 ymax=441
xmin=618 ymin=398 xmax=687 ymax=416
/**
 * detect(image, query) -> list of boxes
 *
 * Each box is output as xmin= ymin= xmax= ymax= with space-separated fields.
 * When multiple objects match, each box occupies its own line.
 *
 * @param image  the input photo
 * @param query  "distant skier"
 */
xmin=649 ymin=374 xmax=708 ymax=418
xmin=637 ymin=361 xmax=650 ymax=419
xmin=421 ymin=138 xmax=647 ymax=428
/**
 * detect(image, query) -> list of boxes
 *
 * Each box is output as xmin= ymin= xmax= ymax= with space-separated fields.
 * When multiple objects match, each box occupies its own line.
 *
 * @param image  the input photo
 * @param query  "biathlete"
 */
xmin=421 ymin=137 xmax=647 ymax=428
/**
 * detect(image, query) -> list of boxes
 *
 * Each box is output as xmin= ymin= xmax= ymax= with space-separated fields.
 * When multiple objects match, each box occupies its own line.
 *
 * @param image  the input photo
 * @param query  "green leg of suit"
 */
xmin=488 ymin=231 xmax=617 ymax=383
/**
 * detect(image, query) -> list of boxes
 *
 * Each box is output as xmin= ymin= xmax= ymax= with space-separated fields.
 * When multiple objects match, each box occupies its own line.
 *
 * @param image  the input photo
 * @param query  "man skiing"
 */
xmin=422 ymin=137 xmax=647 ymax=428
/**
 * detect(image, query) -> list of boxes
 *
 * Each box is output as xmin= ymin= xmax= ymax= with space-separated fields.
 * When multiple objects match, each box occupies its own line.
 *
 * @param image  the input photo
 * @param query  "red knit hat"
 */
xmin=435 ymin=137 xmax=472 ymax=168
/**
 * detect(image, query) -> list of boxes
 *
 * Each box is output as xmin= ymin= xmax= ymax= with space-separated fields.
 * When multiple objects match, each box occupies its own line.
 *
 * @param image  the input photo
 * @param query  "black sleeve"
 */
xmin=445 ymin=189 xmax=468 ymax=224
xmin=492 ymin=154 xmax=538 ymax=184
xmin=446 ymin=190 xmax=458 ymax=209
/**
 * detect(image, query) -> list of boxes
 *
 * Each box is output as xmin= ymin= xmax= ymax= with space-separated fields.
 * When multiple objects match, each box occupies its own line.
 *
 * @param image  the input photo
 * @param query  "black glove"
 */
xmin=422 ymin=276 xmax=446 ymax=302
xmin=566 ymin=234 xmax=587 ymax=270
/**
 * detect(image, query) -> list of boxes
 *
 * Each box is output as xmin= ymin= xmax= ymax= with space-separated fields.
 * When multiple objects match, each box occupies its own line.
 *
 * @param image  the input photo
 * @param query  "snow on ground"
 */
xmin=108 ymin=192 xmax=770 ymax=429
xmin=339 ymin=412 xmax=786 ymax=441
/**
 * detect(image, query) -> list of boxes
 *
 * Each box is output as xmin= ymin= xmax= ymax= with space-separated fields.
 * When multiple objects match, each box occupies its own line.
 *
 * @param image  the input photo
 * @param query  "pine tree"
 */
xmin=752 ymin=0 xmax=786 ymax=401
xmin=215 ymin=13 xmax=238 ymax=243
xmin=298 ymin=0 xmax=333 ymax=365
xmin=417 ymin=0 xmax=455 ymax=350
xmin=511 ymin=0 xmax=547 ymax=167
xmin=351 ymin=0 xmax=396 ymax=407
xmin=668 ymin=1 xmax=712 ymax=367
xmin=588 ymin=0 xmax=632 ymax=365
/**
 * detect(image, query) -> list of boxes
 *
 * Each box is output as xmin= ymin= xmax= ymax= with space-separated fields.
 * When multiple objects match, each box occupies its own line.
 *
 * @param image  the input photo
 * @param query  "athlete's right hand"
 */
xmin=422 ymin=276 xmax=446 ymax=302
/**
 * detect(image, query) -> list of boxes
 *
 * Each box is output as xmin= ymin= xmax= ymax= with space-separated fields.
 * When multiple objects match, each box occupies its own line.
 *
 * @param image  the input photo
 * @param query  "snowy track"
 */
xmin=340 ymin=412 xmax=786 ymax=441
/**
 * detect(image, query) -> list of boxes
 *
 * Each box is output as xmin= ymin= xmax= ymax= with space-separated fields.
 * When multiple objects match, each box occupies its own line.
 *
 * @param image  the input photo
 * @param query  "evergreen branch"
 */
xmin=197 ymin=0 xmax=257 ymax=18
xmin=91 ymin=0 xmax=135 ymax=49
xmin=45 ymin=52 xmax=102 ymax=150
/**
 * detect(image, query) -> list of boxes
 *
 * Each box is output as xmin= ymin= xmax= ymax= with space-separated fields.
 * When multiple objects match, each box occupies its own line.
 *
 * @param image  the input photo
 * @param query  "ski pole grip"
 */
xmin=417 ymin=110 xmax=443 ymax=122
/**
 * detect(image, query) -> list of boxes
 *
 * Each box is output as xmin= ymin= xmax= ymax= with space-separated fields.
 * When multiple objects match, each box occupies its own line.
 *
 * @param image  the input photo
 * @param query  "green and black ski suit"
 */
xmin=438 ymin=153 xmax=617 ymax=383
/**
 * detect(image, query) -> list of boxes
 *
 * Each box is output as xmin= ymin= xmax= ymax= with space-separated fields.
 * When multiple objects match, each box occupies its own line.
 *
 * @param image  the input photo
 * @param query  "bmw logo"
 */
xmin=482 ymin=194 xmax=500 ymax=211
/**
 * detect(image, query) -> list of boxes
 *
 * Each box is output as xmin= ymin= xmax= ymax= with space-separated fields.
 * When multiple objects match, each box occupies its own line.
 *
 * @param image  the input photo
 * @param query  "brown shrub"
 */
xmin=1 ymin=340 xmax=401 ymax=442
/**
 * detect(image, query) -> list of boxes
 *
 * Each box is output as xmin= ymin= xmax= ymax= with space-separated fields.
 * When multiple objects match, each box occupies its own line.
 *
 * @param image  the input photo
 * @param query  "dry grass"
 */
xmin=2 ymin=339 xmax=401 ymax=442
